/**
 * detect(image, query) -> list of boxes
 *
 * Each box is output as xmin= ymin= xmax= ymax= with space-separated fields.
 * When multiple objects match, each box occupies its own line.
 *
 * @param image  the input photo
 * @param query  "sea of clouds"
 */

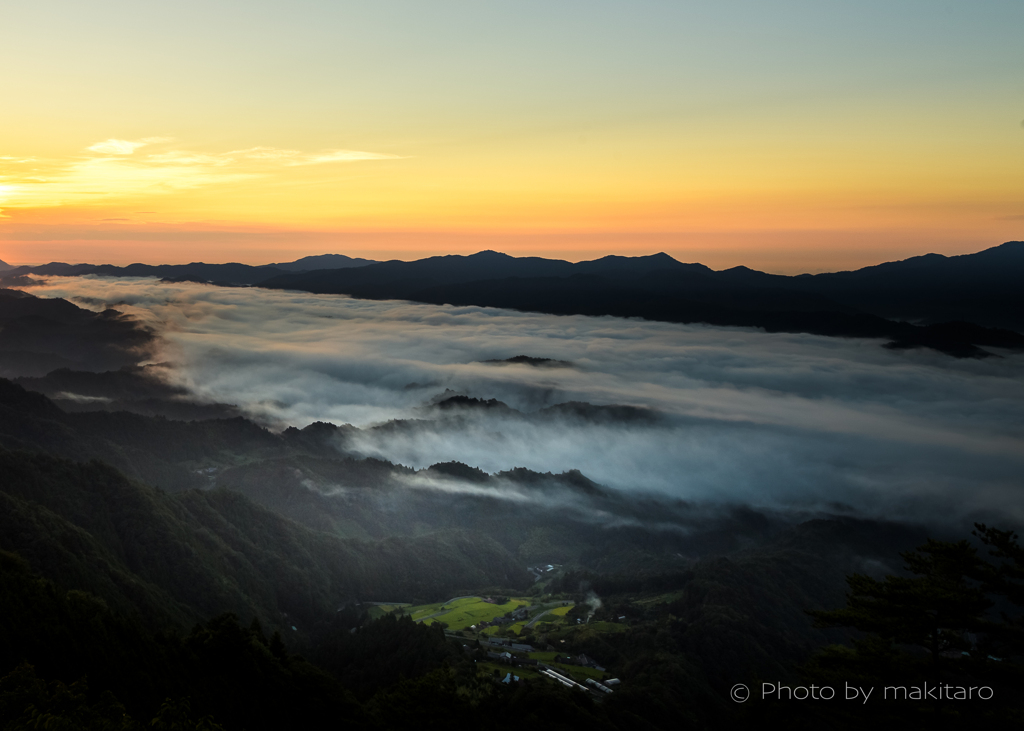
xmin=23 ymin=275 xmax=1024 ymax=524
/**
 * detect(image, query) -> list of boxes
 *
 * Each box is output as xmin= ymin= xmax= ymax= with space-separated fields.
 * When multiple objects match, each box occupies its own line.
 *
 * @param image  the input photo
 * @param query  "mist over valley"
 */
xmin=12 ymin=271 xmax=1023 ymax=526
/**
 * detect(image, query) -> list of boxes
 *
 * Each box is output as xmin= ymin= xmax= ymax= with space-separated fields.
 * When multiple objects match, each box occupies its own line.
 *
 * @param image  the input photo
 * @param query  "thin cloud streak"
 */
xmin=86 ymin=137 xmax=175 ymax=155
xmin=0 ymin=140 xmax=403 ymax=212
xmin=20 ymin=275 xmax=1024 ymax=523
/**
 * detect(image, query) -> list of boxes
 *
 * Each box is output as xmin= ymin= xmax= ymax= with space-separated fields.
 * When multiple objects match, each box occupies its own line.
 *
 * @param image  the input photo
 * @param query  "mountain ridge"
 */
xmin=5 ymin=241 xmax=1023 ymax=354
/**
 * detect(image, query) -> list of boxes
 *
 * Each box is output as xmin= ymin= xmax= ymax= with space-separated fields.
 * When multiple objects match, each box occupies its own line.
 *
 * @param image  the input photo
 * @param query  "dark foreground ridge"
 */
xmin=1 ymin=374 xmax=1022 ymax=728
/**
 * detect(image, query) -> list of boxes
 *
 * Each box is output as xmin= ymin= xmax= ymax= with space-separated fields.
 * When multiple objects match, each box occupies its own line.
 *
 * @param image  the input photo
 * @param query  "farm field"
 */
xmin=481 ymin=620 xmax=529 ymax=637
xmin=408 ymin=596 xmax=531 ymax=631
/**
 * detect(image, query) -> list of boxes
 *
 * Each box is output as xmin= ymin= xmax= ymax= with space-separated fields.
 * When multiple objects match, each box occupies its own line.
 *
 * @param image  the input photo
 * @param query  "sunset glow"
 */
xmin=2 ymin=1 xmax=1021 ymax=271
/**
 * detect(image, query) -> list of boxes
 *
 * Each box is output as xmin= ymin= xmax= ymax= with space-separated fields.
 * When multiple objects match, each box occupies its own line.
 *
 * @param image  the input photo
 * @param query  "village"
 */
xmin=365 ymin=569 xmax=627 ymax=700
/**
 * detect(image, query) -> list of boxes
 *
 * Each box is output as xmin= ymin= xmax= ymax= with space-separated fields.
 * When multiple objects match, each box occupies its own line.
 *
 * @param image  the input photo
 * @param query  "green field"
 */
xmin=408 ymin=602 xmax=446 ymax=620
xmin=407 ymin=596 xmax=531 ymax=631
xmin=481 ymin=619 xmax=529 ymax=636
xmin=443 ymin=598 xmax=530 ymax=629
xmin=518 ymin=602 xmax=574 ymax=632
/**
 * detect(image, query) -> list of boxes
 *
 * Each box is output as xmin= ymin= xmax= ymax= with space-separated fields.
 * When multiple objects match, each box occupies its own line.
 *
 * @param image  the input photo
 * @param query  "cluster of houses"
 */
xmin=528 ymin=565 xmax=557 ymax=582
xmin=465 ymin=633 xmax=617 ymax=699
xmin=484 ymin=647 xmax=606 ymax=673
xmin=484 ymin=651 xmax=619 ymax=698
xmin=559 ymin=653 xmax=605 ymax=671
xmin=544 ymin=670 xmax=620 ymax=698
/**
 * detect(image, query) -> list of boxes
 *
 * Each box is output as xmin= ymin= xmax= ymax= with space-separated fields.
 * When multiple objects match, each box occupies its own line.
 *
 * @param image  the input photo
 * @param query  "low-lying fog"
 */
xmin=23 ymin=276 xmax=1024 ymax=523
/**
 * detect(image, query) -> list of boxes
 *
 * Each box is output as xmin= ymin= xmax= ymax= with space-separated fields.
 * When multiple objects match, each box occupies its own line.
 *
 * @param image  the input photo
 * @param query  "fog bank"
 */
xmin=22 ymin=276 xmax=1024 ymax=522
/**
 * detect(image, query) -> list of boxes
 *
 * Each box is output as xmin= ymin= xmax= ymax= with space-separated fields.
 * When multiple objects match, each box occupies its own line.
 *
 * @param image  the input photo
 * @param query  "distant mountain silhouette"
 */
xmin=269 ymin=253 xmax=377 ymax=271
xmin=0 ymin=258 xmax=12 ymax=271
xmin=260 ymin=250 xmax=707 ymax=300
xmin=259 ymin=243 xmax=1024 ymax=357
xmin=789 ymin=241 xmax=1024 ymax=331
xmin=1 ymin=253 xmax=376 ymax=286
xmin=4 ymin=261 xmax=292 ymax=286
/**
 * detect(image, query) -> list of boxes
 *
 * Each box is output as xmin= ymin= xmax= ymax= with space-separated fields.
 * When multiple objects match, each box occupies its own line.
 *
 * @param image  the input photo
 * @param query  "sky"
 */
xmin=1 ymin=1 xmax=1022 ymax=271
xmin=25 ymin=275 xmax=1024 ymax=525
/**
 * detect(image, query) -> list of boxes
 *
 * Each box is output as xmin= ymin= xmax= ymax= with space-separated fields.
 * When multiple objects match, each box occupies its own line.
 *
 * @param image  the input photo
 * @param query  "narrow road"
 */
xmin=525 ymin=609 xmax=554 ymax=628
xmin=525 ymin=603 xmax=573 ymax=628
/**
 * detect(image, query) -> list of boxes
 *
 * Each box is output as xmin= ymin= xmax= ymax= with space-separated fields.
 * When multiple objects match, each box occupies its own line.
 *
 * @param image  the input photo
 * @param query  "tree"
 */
xmin=791 ymin=530 xmax=1024 ymax=727
xmin=149 ymin=698 xmax=225 ymax=731
xmin=809 ymin=538 xmax=993 ymax=669
xmin=973 ymin=523 xmax=1024 ymax=658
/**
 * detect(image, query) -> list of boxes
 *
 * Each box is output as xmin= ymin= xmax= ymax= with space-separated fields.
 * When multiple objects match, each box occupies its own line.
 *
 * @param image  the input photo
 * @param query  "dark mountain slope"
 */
xmin=0 ymin=377 xmax=288 ymax=492
xmin=14 ymin=365 xmax=245 ymax=421
xmin=0 ymin=552 xmax=371 ymax=729
xmin=409 ymin=273 xmax=1024 ymax=357
xmin=791 ymin=240 xmax=1024 ymax=329
xmin=0 ymin=288 xmax=154 ymax=376
xmin=0 ymin=446 xmax=529 ymax=633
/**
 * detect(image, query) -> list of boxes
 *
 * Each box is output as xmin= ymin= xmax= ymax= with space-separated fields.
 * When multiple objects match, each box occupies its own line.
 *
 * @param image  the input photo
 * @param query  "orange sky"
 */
xmin=1 ymin=2 xmax=1021 ymax=273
